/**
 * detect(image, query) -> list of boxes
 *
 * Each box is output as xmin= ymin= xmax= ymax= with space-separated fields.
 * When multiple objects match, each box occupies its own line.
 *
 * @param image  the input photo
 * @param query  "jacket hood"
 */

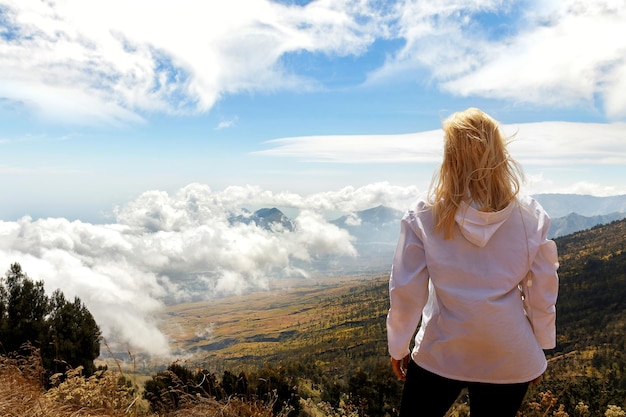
xmin=455 ymin=201 xmax=516 ymax=247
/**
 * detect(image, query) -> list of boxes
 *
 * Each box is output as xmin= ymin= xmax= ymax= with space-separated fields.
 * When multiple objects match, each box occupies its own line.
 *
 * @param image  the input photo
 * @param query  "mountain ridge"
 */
xmin=231 ymin=193 xmax=626 ymax=272
xmin=232 ymin=194 xmax=626 ymax=240
xmin=532 ymin=193 xmax=626 ymax=218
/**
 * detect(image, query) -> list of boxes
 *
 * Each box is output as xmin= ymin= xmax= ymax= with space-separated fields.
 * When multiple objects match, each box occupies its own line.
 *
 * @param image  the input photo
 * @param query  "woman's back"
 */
xmin=403 ymin=196 xmax=556 ymax=383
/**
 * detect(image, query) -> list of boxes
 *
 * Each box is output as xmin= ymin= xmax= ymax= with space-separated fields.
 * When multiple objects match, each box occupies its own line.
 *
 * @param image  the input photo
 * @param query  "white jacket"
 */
xmin=387 ymin=195 xmax=559 ymax=383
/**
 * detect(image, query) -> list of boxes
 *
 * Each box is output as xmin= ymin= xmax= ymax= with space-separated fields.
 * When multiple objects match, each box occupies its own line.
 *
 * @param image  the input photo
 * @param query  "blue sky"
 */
xmin=1 ymin=0 xmax=626 ymax=354
xmin=1 ymin=0 xmax=625 ymax=223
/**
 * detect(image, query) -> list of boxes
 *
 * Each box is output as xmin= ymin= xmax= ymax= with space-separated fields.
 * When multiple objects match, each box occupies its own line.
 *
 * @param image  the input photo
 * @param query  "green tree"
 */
xmin=0 ymin=263 xmax=49 ymax=354
xmin=0 ymin=263 xmax=101 ymax=378
xmin=45 ymin=289 xmax=101 ymax=374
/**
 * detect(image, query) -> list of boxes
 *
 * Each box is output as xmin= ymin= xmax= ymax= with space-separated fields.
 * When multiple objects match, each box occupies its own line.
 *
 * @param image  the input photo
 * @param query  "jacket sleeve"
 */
xmin=386 ymin=213 xmax=430 ymax=360
xmin=524 ymin=217 xmax=559 ymax=350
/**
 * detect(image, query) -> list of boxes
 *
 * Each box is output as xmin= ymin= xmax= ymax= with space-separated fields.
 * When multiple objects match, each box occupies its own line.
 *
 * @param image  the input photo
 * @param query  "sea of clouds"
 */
xmin=0 ymin=182 xmax=418 ymax=356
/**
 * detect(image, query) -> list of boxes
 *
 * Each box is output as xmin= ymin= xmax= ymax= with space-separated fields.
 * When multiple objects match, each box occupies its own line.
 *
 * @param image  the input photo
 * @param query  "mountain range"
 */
xmin=532 ymin=193 xmax=626 ymax=218
xmin=239 ymin=193 xmax=626 ymax=237
xmin=234 ymin=194 xmax=626 ymax=271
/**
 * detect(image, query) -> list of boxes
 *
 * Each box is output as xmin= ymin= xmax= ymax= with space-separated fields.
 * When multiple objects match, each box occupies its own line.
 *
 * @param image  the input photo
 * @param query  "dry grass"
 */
xmin=0 ymin=345 xmax=139 ymax=417
xmin=0 ymin=349 xmax=53 ymax=417
xmin=0 ymin=345 xmax=279 ymax=417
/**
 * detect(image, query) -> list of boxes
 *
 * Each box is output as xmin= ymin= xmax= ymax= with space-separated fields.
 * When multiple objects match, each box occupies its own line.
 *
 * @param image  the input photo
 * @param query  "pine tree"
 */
xmin=45 ymin=289 xmax=101 ymax=374
xmin=0 ymin=263 xmax=101 ymax=377
xmin=0 ymin=263 xmax=49 ymax=354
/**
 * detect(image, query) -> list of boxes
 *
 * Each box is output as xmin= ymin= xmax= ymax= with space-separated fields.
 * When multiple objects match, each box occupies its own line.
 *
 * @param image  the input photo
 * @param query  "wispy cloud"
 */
xmin=256 ymin=131 xmax=443 ymax=162
xmin=215 ymin=117 xmax=239 ymax=130
xmin=258 ymin=121 xmax=626 ymax=165
xmin=505 ymin=122 xmax=626 ymax=165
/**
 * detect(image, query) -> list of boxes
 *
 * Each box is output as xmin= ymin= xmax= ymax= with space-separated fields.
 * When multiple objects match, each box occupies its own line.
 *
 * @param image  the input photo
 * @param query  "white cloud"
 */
xmin=215 ymin=117 xmax=239 ymax=130
xmin=2 ymin=0 xmax=625 ymax=122
xmin=525 ymin=175 xmax=626 ymax=197
xmin=0 ymin=0 xmax=384 ymax=124
xmin=256 ymin=131 xmax=444 ymax=162
xmin=0 ymin=181 xmax=417 ymax=356
xmin=504 ymin=122 xmax=626 ymax=165
xmin=257 ymin=120 xmax=626 ymax=198
xmin=375 ymin=0 xmax=626 ymax=118
xmin=558 ymin=182 xmax=626 ymax=197
xmin=441 ymin=8 xmax=626 ymax=116
xmin=258 ymin=121 xmax=626 ymax=165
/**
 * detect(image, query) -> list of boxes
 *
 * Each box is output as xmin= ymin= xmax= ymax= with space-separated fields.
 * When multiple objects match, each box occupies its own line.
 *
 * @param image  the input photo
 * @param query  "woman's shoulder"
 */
xmin=406 ymin=195 xmax=433 ymax=215
xmin=402 ymin=196 xmax=435 ymax=228
xmin=516 ymin=194 xmax=553 ymax=237
xmin=517 ymin=194 xmax=551 ymax=218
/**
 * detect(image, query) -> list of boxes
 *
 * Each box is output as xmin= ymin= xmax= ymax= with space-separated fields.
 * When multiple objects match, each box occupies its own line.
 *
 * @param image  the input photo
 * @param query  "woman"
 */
xmin=386 ymin=108 xmax=559 ymax=416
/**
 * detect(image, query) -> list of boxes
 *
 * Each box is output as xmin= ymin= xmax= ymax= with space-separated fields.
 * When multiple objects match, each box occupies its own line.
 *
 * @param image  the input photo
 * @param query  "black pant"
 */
xmin=400 ymin=360 xmax=529 ymax=417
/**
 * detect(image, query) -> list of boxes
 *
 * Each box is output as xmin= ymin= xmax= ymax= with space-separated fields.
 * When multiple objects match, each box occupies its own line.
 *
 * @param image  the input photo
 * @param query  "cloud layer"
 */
xmin=1 ymin=0 xmax=625 ymax=123
xmin=258 ymin=121 xmax=626 ymax=165
xmin=0 ymin=182 xmax=418 ymax=356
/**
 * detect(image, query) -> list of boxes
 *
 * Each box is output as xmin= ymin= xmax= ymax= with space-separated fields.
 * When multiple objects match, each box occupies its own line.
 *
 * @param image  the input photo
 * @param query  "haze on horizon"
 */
xmin=1 ymin=0 xmax=626 ymax=356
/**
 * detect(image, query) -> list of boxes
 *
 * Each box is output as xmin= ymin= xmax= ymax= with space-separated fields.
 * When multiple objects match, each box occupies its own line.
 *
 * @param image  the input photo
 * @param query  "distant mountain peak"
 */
xmin=230 ymin=207 xmax=295 ymax=232
xmin=331 ymin=205 xmax=403 ymax=227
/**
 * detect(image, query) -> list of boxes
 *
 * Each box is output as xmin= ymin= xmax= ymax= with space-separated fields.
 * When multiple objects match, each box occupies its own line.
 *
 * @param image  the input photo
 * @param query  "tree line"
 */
xmin=0 ymin=263 xmax=101 ymax=379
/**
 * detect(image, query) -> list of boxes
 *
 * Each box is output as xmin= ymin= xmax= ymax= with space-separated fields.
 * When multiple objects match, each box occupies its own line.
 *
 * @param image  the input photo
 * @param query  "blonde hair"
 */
xmin=429 ymin=107 xmax=524 ymax=239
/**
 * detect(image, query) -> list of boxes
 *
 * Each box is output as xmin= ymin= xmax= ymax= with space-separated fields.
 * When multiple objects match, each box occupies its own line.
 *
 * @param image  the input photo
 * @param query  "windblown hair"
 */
xmin=429 ymin=107 xmax=524 ymax=239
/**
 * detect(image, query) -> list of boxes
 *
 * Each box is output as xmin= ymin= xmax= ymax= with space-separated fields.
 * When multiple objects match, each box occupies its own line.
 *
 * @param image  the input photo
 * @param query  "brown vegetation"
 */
xmin=159 ymin=273 xmax=389 ymax=372
xmin=0 ymin=345 xmax=281 ymax=417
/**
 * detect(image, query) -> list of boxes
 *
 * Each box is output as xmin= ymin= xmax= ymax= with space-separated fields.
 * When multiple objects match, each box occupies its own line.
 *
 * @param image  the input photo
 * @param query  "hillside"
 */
xmin=159 ymin=215 xmax=626 ymax=369
xmin=2 ymin=216 xmax=625 ymax=416
xmin=549 ymin=211 xmax=626 ymax=237
xmin=552 ymin=218 xmax=626 ymax=352
xmin=160 ymin=273 xmax=389 ymax=373
xmin=158 ymin=219 xmax=626 ymax=366
xmin=153 ymin=217 xmax=626 ymax=415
